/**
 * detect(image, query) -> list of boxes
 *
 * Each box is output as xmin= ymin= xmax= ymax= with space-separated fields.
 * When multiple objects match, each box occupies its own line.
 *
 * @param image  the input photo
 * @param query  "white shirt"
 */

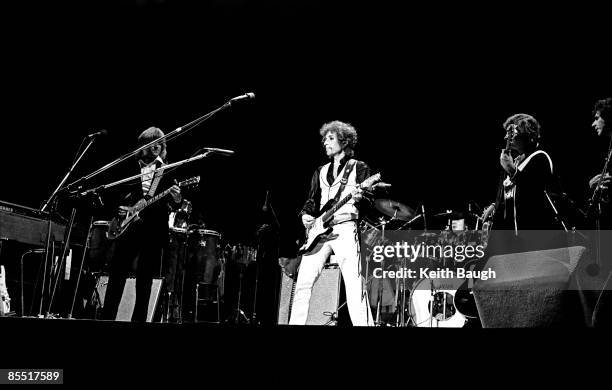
xmin=140 ymin=156 xmax=164 ymax=196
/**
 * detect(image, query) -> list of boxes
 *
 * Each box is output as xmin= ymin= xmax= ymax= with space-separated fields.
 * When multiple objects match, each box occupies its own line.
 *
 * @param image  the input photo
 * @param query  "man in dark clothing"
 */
xmin=587 ymin=98 xmax=612 ymax=327
xmin=102 ymin=127 xmax=181 ymax=322
xmin=488 ymin=113 xmax=562 ymax=255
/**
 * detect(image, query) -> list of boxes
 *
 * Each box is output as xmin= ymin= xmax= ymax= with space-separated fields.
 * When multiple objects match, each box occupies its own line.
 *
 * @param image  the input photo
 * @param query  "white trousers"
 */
xmin=289 ymin=222 xmax=374 ymax=326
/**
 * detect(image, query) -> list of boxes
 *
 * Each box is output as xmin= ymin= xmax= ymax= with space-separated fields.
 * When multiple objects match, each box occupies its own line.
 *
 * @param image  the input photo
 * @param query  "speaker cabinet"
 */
xmin=116 ymin=278 xmax=163 ymax=322
xmin=278 ymin=263 xmax=342 ymax=325
xmin=473 ymin=246 xmax=589 ymax=327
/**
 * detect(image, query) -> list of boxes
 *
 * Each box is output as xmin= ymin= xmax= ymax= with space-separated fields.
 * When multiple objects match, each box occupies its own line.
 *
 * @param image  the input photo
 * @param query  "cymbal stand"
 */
xmin=429 ymin=279 xmax=435 ymax=328
xmin=375 ymin=218 xmax=387 ymax=326
xmin=394 ymin=253 xmax=409 ymax=327
xmin=225 ymin=261 xmax=251 ymax=325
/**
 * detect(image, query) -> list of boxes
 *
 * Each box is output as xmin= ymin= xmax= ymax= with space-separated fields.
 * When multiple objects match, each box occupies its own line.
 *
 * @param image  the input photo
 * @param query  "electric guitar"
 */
xmin=0 ymin=265 xmax=11 ymax=316
xmin=298 ymin=173 xmax=381 ymax=254
xmin=107 ymin=176 xmax=200 ymax=240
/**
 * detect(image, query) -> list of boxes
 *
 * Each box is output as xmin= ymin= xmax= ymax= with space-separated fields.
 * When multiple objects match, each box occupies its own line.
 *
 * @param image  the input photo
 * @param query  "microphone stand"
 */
xmin=76 ymin=152 xmax=213 ymax=195
xmin=65 ymin=96 xmax=243 ymax=190
xmin=37 ymin=135 xmax=99 ymax=318
xmin=41 ymin=136 xmax=97 ymax=213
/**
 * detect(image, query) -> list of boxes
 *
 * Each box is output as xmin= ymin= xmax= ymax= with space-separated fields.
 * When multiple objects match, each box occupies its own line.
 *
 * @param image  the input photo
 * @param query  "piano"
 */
xmin=0 ymin=200 xmax=65 ymax=245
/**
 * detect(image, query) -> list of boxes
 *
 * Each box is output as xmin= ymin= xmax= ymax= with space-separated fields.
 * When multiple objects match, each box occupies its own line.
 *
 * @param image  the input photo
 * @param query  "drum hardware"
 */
xmin=180 ymin=225 xmax=224 ymax=322
xmin=393 ymin=254 xmax=411 ymax=327
xmin=374 ymin=217 xmax=390 ymax=326
xmin=176 ymin=229 xmax=191 ymax=323
xmin=374 ymin=199 xmax=415 ymax=221
xmin=224 ymin=244 xmax=257 ymax=325
xmin=397 ymin=207 xmax=426 ymax=230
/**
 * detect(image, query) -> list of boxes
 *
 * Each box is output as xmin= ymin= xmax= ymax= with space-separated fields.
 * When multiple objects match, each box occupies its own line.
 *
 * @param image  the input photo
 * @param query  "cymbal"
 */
xmin=433 ymin=210 xmax=465 ymax=220
xmin=374 ymin=199 xmax=415 ymax=221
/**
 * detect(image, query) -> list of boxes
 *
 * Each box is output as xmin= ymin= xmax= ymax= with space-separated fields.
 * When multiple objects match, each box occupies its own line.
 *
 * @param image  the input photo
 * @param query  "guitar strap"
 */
xmin=145 ymin=161 xmax=165 ymax=199
xmin=332 ymin=159 xmax=356 ymax=204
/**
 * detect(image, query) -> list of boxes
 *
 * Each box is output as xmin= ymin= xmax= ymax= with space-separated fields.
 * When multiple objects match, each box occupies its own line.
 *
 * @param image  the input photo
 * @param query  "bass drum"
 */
xmin=409 ymin=277 xmax=466 ymax=328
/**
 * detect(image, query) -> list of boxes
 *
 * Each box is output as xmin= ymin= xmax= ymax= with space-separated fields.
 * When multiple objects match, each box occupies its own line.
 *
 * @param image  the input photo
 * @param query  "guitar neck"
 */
xmin=321 ymin=193 xmax=353 ymax=223
xmin=319 ymin=173 xmax=380 ymax=223
xmin=137 ymin=187 xmax=172 ymax=212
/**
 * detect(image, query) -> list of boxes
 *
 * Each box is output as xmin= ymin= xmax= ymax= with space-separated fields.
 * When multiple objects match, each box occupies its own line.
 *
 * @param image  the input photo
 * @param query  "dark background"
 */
xmin=2 ymin=1 xmax=610 ymax=242
xmin=0 ymin=1 xmax=610 ymax=321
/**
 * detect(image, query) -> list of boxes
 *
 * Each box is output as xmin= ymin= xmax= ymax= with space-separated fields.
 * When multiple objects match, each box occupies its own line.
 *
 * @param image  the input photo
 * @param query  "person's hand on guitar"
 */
xmin=118 ymin=205 xmax=129 ymax=218
xmin=353 ymin=187 xmax=364 ymax=202
xmin=589 ymin=173 xmax=612 ymax=190
xmin=170 ymin=182 xmax=182 ymax=203
xmin=301 ymin=214 xmax=315 ymax=228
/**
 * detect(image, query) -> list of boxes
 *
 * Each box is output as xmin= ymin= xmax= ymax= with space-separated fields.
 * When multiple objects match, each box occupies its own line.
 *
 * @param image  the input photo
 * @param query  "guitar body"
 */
xmin=297 ymin=172 xmax=381 ymax=255
xmin=106 ymin=176 xmax=200 ymax=241
xmin=298 ymin=200 xmax=335 ymax=254
xmin=107 ymin=208 xmax=141 ymax=240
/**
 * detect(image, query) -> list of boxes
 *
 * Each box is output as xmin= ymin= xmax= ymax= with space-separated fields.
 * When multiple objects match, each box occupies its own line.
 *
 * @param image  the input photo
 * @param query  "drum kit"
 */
xmin=362 ymin=198 xmax=489 ymax=328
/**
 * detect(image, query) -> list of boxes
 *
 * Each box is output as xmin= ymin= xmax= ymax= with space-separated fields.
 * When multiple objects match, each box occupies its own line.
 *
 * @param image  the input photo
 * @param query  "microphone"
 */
xmin=262 ymin=190 xmax=269 ymax=212
xmin=204 ymin=147 xmax=235 ymax=156
xmin=229 ymin=92 xmax=255 ymax=104
xmin=86 ymin=129 xmax=107 ymax=138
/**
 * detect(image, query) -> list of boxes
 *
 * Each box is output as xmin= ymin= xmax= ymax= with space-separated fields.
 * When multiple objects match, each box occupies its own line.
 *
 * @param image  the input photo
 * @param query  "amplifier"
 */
xmin=116 ymin=278 xmax=163 ymax=322
xmin=277 ymin=262 xmax=342 ymax=325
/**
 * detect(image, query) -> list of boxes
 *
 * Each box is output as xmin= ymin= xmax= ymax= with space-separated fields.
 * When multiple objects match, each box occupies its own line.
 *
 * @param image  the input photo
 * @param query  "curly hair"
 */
xmin=502 ymin=113 xmax=541 ymax=146
xmin=136 ymin=126 xmax=167 ymax=161
xmin=319 ymin=120 xmax=358 ymax=156
xmin=594 ymin=97 xmax=612 ymax=124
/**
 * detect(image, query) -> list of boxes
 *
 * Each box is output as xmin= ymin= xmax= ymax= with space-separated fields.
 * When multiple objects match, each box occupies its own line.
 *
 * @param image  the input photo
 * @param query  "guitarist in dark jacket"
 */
xmin=102 ymin=127 xmax=181 ymax=322
xmin=291 ymin=120 xmax=375 ymax=326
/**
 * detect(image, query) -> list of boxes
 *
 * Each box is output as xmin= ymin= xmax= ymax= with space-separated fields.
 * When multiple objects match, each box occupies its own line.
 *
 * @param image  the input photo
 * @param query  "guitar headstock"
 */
xmin=360 ymin=172 xmax=381 ymax=190
xmin=179 ymin=176 xmax=201 ymax=189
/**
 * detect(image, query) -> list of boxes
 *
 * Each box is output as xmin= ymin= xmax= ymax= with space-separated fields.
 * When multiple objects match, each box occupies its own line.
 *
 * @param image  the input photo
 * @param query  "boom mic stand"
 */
xmin=37 ymin=133 xmax=100 ymax=318
xmin=64 ymin=93 xmax=253 ymax=191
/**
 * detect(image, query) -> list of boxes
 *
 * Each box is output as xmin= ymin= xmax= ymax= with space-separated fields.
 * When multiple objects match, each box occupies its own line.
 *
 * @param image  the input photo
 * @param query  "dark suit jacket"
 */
xmin=115 ymin=161 xmax=181 ymax=244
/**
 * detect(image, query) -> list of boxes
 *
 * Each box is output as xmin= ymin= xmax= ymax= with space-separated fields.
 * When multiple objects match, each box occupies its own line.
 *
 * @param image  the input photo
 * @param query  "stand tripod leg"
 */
xmin=68 ymin=216 xmax=94 ymax=319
